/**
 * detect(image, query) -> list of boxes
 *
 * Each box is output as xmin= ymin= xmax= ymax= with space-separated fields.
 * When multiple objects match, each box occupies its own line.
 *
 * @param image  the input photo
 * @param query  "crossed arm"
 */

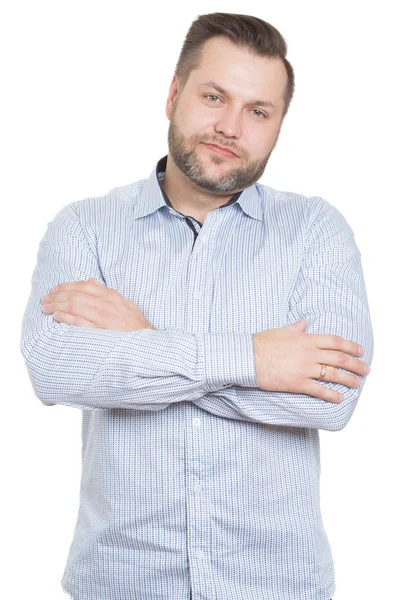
xmin=20 ymin=202 xmax=374 ymax=431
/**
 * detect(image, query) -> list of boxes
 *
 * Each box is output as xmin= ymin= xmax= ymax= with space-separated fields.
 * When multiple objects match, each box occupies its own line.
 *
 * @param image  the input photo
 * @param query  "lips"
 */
xmin=203 ymin=143 xmax=238 ymax=158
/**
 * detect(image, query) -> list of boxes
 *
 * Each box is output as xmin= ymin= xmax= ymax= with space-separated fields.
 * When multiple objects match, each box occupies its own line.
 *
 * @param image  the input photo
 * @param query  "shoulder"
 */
xmin=255 ymin=181 xmax=354 ymax=235
xmin=58 ymin=178 xmax=148 ymax=228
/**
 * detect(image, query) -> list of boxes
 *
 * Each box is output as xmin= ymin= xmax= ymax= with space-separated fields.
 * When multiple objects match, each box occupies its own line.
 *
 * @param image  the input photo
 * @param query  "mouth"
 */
xmin=202 ymin=143 xmax=239 ymax=158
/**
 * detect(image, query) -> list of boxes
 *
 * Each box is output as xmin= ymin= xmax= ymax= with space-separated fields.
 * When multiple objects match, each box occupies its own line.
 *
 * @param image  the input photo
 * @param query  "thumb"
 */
xmin=287 ymin=317 xmax=307 ymax=331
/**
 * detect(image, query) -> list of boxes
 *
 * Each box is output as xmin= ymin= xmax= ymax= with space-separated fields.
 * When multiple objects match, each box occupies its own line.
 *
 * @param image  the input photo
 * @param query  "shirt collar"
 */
xmin=133 ymin=155 xmax=264 ymax=221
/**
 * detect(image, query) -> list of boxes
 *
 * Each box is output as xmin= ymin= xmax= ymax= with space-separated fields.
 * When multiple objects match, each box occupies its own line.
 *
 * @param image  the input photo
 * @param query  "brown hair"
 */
xmin=174 ymin=12 xmax=295 ymax=118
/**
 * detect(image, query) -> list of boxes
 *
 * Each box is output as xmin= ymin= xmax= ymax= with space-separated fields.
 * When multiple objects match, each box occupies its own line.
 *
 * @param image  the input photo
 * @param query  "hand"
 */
xmin=41 ymin=278 xmax=156 ymax=331
xmin=253 ymin=317 xmax=371 ymax=403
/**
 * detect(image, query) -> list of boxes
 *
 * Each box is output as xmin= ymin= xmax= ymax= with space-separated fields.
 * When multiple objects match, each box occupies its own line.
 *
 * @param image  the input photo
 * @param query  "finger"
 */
xmin=52 ymin=311 xmax=97 ymax=327
xmin=50 ymin=279 xmax=106 ymax=297
xmin=42 ymin=290 xmax=101 ymax=305
xmin=314 ymin=364 xmax=361 ymax=388
xmin=315 ymin=334 xmax=363 ymax=358
xmin=42 ymin=295 xmax=102 ymax=323
xmin=302 ymin=380 xmax=344 ymax=404
xmin=317 ymin=350 xmax=369 ymax=377
xmin=72 ymin=280 xmax=106 ymax=297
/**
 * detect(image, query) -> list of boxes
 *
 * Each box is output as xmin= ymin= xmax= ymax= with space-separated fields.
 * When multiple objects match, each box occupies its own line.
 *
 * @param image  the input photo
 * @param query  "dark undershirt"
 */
xmin=156 ymin=155 xmax=243 ymax=243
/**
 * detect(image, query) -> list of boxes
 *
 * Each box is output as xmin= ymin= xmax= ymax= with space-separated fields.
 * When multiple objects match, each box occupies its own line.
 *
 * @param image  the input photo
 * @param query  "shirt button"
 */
xmin=193 ymin=290 xmax=201 ymax=299
xmin=200 ymin=236 xmax=208 ymax=244
xmin=195 ymin=549 xmax=204 ymax=560
xmin=193 ymin=483 xmax=202 ymax=493
xmin=192 ymin=418 xmax=201 ymax=427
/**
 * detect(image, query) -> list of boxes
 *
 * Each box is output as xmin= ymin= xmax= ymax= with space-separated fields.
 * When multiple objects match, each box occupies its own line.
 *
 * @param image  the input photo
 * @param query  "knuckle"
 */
xmin=343 ymin=371 xmax=354 ymax=385
xmin=347 ymin=371 xmax=359 ymax=387
xmin=327 ymin=388 xmax=340 ymax=402
xmin=319 ymin=384 xmax=329 ymax=397
xmin=361 ymin=362 xmax=369 ymax=375
xmin=327 ymin=392 xmax=336 ymax=403
xmin=340 ymin=368 xmax=351 ymax=381
xmin=351 ymin=359 xmax=364 ymax=376
xmin=334 ymin=391 xmax=343 ymax=403
xmin=319 ymin=386 xmax=331 ymax=402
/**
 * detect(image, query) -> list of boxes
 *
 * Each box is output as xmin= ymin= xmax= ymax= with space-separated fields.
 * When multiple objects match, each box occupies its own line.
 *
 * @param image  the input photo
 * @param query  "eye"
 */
xmin=204 ymin=95 xmax=268 ymax=119
xmin=205 ymin=94 xmax=222 ymax=103
xmin=251 ymin=109 xmax=268 ymax=119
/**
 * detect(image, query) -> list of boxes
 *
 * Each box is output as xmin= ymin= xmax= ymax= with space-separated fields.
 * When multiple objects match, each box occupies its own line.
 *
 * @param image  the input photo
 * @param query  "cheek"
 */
xmin=178 ymin=106 xmax=218 ymax=136
xmin=246 ymin=126 xmax=278 ymax=155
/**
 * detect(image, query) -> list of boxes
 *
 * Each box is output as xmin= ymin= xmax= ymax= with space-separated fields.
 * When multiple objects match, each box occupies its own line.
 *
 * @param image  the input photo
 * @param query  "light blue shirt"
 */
xmin=20 ymin=155 xmax=373 ymax=600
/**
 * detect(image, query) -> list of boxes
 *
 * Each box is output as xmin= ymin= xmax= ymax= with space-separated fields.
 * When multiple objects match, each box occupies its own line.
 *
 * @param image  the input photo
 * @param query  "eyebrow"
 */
xmin=199 ymin=80 xmax=277 ymax=110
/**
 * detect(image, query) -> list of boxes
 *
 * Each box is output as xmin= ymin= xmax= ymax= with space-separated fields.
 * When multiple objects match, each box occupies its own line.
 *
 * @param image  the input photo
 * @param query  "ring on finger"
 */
xmin=320 ymin=364 xmax=328 ymax=378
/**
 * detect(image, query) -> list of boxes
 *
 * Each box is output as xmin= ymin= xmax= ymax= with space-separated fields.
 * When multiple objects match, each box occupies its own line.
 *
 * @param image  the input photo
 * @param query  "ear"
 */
xmin=165 ymin=75 xmax=180 ymax=120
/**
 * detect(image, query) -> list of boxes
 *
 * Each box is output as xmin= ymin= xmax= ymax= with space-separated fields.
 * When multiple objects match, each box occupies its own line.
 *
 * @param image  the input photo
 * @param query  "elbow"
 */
xmin=20 ymin=325 xmax=89 ymax=406
xmin=20 ymin=340 xmax=50 ymax=406
xmin=20 ymin=339 xmax=82 ymax=407
xmin=326 ymin=385 xmax=364 ymax=431
xmin=21 ymin=353 xmax=63 ymax=407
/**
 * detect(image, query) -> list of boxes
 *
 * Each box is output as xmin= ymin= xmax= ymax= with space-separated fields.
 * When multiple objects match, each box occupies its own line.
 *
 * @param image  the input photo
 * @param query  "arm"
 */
xmin=191 ymin=200 xmax=374 ymax=431
xmin=20 ymin=203 xmax=256 ymax=410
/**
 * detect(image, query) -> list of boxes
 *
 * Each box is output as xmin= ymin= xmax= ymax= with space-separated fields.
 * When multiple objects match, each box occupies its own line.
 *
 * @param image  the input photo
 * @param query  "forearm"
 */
xmin=192 ymin=375 xmax=370 ymax=432
xmin=20 ymin=202 xmax=255 ymax=410
xmin=20 ymin=319 xmax=255 ymax=410
xmin=194 ymin=203 xmax=374 ymax=432
xmin=192 ymin=312 xmax=373 ymax=431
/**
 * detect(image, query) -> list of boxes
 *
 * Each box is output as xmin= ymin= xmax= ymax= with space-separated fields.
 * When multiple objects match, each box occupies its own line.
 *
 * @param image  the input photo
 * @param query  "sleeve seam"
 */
xmin=67 ymin=203 xmax=101 ymax=267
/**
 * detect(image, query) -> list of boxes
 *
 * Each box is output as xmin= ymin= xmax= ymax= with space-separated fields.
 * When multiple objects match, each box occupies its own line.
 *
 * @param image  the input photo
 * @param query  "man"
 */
xmin=20 ymin=12 xmax=373 ymax=600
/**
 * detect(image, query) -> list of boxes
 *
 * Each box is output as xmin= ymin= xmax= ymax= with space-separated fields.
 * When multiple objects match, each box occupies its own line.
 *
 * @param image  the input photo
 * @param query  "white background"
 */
xmin=2 ymin=1 xmax=398 ymax=599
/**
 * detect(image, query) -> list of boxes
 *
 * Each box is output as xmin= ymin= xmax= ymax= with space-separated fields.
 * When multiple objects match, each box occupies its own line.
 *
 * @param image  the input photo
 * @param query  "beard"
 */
xmin=167 ymin=108 xmax=278 ymax=193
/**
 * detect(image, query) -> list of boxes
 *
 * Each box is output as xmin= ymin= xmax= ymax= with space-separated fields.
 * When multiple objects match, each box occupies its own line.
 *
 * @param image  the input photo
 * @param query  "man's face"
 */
xmin=166 ymin=36 xmax=288 ymax=193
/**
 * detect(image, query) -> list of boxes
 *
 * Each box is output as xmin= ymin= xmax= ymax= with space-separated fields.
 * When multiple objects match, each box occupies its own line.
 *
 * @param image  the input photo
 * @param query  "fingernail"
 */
xmin=51 ymin=285 xmax=58 ymax=292
xmin=364 ymin=365 xmax=371 ymax=374
xmin=358 ymin=346 xmax=364 ymax=354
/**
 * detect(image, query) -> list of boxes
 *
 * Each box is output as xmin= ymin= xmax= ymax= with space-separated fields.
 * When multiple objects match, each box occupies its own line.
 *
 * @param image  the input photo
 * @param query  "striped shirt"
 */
xmin=20 ymin=155 xmax=374 ymax=600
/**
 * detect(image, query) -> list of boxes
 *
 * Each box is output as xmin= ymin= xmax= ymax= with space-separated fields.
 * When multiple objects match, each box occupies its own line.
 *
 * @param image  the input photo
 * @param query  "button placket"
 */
xmin=184 ymin=214 xmax=218 ymax=600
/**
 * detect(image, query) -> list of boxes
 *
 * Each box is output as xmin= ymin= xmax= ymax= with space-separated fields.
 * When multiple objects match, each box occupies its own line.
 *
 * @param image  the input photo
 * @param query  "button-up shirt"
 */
xmin=20 ymin=155 xmax=374 ymax=600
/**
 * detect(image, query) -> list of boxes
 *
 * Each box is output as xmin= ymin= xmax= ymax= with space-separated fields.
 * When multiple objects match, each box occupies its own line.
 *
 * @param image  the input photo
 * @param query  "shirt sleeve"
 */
xmin=191 ymin=200 xmax=374 ymax=431
xmin=19 ymin=203 xmax=257 ymax=411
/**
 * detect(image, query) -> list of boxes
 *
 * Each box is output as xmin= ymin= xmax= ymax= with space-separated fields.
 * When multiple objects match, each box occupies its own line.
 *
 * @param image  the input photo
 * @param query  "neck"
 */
xmin=161 ymin=154 xmax=238 ymax=224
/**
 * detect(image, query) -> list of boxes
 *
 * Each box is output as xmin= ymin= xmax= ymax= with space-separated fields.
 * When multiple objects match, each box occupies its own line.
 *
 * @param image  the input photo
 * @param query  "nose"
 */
xmin=214 ymin=106 xmax=241 ymax=139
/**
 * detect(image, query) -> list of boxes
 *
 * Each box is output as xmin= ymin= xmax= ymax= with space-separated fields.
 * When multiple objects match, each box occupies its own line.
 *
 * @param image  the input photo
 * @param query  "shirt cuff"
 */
xmin=199 ymin=331 xmax=258 ymax=391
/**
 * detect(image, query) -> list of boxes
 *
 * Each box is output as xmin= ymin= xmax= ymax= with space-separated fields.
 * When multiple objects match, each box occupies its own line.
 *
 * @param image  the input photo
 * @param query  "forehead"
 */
xmin=189 ymin=35 xmax=287 ymax=107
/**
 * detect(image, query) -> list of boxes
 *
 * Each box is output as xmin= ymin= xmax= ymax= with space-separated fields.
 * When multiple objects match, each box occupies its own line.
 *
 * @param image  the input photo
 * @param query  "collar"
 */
xmin=133 ymin=155 xmax=264 ymax=222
